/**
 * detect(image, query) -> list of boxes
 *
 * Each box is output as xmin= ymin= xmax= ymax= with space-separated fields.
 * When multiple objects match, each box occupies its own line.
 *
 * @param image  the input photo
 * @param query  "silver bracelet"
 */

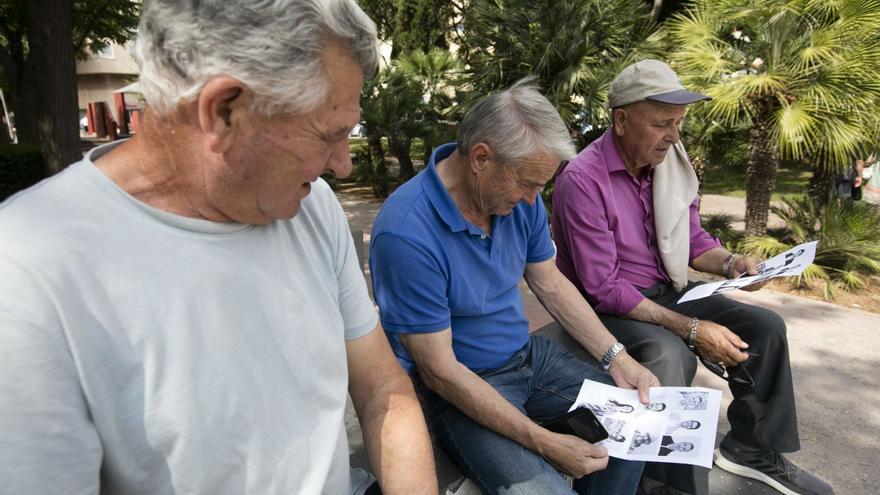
xmin=601 ymin=342 xmax=625 ymax=371
xmin=722 ymin=254 xmax=738 ymax=279
xmin=687 ymin=318 xmax=699 ymax=351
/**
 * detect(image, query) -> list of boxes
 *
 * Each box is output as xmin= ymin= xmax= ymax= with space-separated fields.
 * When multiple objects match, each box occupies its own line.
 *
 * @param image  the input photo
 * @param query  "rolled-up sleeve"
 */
xmin=553 ymin=171 xmax=645 ymax=316
xmin=688 ymin=197 xmax=721 ymax=262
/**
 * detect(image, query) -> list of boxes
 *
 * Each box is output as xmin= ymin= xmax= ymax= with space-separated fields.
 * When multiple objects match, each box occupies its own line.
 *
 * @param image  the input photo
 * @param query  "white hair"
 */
xmin=134 ymin=0 xmax=379 ymax=116
xmin=457 ymin=78 xmax=576 ymax=166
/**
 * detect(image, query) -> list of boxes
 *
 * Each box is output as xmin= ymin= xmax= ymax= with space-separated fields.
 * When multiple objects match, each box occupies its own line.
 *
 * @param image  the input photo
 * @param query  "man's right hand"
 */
xmin=695 ymin=320 xmax=749 ymax=366
xmin=537 ymin=430 xmax=609 ymax=478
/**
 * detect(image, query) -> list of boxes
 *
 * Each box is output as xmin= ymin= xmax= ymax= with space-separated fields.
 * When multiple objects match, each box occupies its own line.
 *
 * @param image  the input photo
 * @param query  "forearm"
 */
xmin=526 ymin=270 xmax=616 ymax=359
xmin=626 ymin=298 xmax=693 ymax=338
xmin=355 ymin=371 xmax=437 ymax=494
xmin=690 ymin=246 xmax=731 ymax=276
xmin=421 ymin=362 xmax=554 ymax=456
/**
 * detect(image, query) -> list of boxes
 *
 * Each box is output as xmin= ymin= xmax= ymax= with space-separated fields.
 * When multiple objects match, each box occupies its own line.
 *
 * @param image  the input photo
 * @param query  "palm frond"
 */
xmin=739 ymin=235 xmax=791 ymax=258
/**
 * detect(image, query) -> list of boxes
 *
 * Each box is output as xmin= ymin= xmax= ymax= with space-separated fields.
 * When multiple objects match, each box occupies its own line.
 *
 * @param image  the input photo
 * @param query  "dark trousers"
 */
xmin=598 ymin=281 xmax=800 ymax=495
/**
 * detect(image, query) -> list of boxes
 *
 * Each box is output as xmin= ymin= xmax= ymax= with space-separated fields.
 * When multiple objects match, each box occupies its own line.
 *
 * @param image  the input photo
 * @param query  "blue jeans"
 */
xmin=414 ymin=335 xmax=644 ymax=495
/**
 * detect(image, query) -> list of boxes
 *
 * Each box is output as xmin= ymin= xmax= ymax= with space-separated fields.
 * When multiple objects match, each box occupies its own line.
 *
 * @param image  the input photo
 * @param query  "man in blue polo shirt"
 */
xmin=369 ymin=80 xmax=659 ymax=494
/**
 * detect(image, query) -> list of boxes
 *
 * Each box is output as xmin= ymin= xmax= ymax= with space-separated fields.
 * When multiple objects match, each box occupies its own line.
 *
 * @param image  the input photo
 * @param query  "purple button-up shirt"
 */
xmin=551 ymin=129 xmax=720 ymax=316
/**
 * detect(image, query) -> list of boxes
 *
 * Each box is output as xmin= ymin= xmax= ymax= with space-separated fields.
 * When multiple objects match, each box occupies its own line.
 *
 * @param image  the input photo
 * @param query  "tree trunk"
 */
xmin=365 ymin=130 xmax=389 ymax=198
xmin=367 ymin=131 xmax=384 ymax=166
xmin=23 ymin=0 xmax=81 ymax=174
xmin=808 ymin=163 xmax=835 ymax=211
xmin=12 ymin=75 xmax=39 ymax=147
xmin=423 ymin=140 xmax=434 ymax=168
xmin=391 ymin=134 xmax=415 ymax=181
xmin=744 ymin=109 xmax=778 ymax=236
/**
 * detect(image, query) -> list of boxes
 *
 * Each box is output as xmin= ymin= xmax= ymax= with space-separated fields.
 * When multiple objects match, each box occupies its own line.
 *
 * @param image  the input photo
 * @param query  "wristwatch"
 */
xmin=687 ymin=317 xmax=699 ymax=351
xmin=722 ymin=253 xmax=739 ymax=279
xmin=601 ymin=342 xmax=625 ymax=371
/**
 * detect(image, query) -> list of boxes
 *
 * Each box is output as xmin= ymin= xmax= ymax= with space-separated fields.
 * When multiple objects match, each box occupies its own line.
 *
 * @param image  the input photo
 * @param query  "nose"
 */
xmin=326 ymin=138 xmax=353 ymax=179
xmin=667 ymin=124 xmax=680 ymax=143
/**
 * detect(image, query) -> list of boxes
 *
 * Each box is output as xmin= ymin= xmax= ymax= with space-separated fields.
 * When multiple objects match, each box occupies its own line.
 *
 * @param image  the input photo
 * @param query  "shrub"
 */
xmin=0 ymin=144 xmax=46 ymax=202
xmin=701 ymin=213 xmax=743 ymax=250
xmin=739 ymin=197 xmax=880 ymax=298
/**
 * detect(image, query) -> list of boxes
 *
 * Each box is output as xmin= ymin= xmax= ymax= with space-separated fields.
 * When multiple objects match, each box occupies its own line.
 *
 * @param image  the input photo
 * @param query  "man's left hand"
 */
xmin=607 ymin=352 xmax=660 ymax=404
xmin=731 ymin=255 xmax=769 ymax=292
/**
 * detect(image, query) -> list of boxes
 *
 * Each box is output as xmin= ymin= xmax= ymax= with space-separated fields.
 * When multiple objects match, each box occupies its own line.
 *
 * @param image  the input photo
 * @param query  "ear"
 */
xmin=467 ymin=142 xmax=494 ymax=174
xmin=196 ymin=76 xmax=255 ymax=154
xmin=612 ymin=108 xmax=627 ymax=137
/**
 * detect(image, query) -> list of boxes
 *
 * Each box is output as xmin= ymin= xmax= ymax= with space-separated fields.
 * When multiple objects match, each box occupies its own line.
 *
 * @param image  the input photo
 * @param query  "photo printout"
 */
xmin=569 ymin=379 xmax=723 ymax=468
xmin=677 ymin=240 xmax=818 ymax=304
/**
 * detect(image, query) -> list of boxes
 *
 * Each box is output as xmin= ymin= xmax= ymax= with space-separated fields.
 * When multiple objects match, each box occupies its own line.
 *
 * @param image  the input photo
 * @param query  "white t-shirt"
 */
xmin=0 ymin=142 xmax=379 ymax=494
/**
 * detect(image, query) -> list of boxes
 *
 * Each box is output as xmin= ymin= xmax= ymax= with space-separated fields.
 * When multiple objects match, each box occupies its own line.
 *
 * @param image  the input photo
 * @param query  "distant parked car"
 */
xmin=349 ymin=123 xmax=366 ymax=138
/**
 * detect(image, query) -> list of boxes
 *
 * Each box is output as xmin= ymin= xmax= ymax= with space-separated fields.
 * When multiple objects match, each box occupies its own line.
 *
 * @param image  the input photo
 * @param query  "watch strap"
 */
xmin=601 ymin=342 xmax=625 ymax=371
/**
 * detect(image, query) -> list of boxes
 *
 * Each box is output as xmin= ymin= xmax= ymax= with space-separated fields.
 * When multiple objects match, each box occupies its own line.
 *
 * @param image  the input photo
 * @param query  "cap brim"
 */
xmin=646 ymin=89 xmax=711 ymax=105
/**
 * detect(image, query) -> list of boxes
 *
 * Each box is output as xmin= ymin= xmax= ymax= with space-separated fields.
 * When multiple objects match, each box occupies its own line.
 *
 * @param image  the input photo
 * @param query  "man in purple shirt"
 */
xmin=551 ymin=60 xmax=833 ymax=495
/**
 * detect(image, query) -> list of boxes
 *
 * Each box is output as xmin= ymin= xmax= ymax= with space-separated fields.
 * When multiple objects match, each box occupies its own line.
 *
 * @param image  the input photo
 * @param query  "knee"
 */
xmin=749 ymin=308 xmax=788 ymax=348
xmin=633 ymin=337 xmax=696 ymax=387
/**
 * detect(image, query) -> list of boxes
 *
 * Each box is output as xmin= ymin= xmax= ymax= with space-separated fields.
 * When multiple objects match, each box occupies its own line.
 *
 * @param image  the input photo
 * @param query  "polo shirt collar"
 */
xmin=424 ymin=143 xmax=469 ymax=232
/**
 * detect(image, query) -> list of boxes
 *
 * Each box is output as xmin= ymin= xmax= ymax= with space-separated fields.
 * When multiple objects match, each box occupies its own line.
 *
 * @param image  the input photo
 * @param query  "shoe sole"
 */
xmin=713 ymin=449 xmax=803 ymax=495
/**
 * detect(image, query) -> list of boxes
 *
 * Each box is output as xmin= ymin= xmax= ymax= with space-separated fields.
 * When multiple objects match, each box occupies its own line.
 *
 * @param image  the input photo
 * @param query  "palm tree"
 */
xmin=460 ymin=0 xmax=661 ymax=140
xmin=397 ymin=48 xmax=461 ymax=164
xmin=666 ymin=0 xmax=880 ymax=235
xmin=360 ymin=49 xmax=460 ymax=191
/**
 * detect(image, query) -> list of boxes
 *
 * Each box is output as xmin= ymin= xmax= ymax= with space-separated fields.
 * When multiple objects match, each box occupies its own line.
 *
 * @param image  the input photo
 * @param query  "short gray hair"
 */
xmin=134 ymin=0 xmax=379 ymax=116
xmin=457 ymin=78 xmax=576 ymax=166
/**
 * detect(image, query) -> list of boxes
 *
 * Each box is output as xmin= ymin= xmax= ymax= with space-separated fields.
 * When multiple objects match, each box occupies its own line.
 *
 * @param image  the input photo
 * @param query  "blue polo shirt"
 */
xmin=369 ymin=143 xmax=556 ymax=373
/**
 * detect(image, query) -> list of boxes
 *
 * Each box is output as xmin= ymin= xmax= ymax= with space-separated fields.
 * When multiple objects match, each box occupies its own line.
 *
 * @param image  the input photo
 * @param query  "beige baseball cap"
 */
xmin=607 ymin=59 xmax=710 ymax=108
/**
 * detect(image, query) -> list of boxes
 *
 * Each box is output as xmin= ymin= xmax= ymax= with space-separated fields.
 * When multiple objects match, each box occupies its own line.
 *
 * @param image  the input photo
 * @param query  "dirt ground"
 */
xmin=767 ymin=278 xmax=880 ymax=314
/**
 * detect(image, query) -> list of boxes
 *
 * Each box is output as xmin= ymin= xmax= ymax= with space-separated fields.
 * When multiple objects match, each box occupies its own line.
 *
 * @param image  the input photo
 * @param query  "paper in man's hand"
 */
xmin=569 ymin=379 xmax=722 ymax=468
xmin=677 ymin=241 xmax=818 ymax=304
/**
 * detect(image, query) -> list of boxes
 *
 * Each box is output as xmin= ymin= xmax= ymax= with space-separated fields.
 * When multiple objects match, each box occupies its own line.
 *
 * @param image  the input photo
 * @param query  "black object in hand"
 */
xmin=542 ymin=407 xmax=609 ymax=443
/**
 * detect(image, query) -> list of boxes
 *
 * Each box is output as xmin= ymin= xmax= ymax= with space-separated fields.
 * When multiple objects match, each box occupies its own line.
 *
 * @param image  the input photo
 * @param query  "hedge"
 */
xmin=0 ymin=144 xmax=47 ymax=202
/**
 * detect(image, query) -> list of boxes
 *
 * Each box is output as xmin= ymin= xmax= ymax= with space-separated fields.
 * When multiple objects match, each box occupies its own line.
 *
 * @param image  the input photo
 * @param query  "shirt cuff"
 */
xmin=689 ymin=235 xmax=722 ymax=262
xmin=594 ymin=282 xmax=646 ymax=316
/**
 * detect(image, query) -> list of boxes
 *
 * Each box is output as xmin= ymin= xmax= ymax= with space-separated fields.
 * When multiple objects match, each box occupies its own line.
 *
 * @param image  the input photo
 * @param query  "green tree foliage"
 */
xmin=666 ymin=0 xmax=880 ymax=235
xmin=397 ymin=49 xmax=461 ymax=164
xmin=359 ymin=0 xmax=457 ymax=58
xmin=459 ymin=0 xmax=661 ymax=139
xmin=740 ymin=198 xmax=880 ymax=298
xmin=392 ymin=0 xmax=454 ymax=56
xmin=360 ymin=49 xmax=460 ymax=193
xmin=0 ymin=0 xmax=139 ymax=173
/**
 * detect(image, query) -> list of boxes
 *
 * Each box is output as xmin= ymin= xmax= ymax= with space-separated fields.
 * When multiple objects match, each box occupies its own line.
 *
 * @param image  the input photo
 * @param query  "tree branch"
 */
xmin=73 ymin=0 xmax=116 ymax=53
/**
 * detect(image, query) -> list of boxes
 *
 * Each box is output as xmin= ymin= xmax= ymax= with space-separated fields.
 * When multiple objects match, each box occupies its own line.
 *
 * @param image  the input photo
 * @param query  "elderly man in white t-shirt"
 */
xmin=0 ymin=1 xmax=436 ymax=494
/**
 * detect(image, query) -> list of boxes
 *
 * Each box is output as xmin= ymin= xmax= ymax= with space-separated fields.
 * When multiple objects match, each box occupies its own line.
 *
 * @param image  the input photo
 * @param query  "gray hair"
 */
xmin=134 ymin=0 xmax=379 ymax=116
xmin=457 ymin=78 xmax=576 ymax=166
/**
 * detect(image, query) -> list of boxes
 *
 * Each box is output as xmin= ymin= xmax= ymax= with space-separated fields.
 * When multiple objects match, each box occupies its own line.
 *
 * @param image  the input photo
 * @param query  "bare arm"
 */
xmin=402 ymin=329 xmax=608 ymax=478
xmin=690 ymin=246 xmax=731 ymax=277
xmin=692 ymin=246 xmax=766 ymax=292
xmin=523 ymin=258 xmax=659 ymax=403
xmin=627 ymin=297 xmax=748 ymax=365
xmin=347 ymin=324 xmax=437 ymax=494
